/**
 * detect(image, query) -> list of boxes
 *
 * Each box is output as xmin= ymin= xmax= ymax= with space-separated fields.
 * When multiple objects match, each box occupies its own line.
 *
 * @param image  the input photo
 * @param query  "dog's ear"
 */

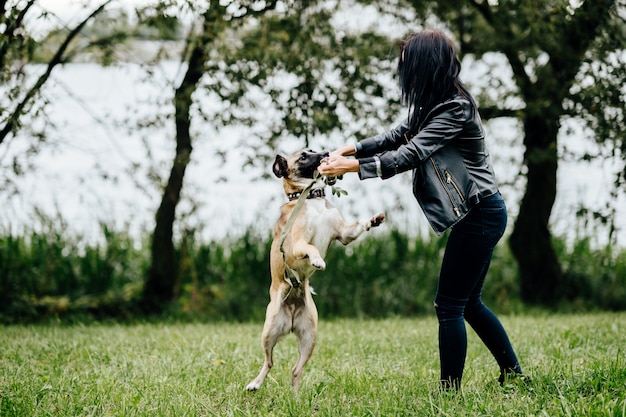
xmin=272 ymin=155 xmax=289 ymax=178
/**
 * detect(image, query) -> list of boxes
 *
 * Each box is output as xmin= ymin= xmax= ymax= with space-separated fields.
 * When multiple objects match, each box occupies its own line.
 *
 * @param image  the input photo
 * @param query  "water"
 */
xmin=1 ymin=62 xmax=623 ymax=248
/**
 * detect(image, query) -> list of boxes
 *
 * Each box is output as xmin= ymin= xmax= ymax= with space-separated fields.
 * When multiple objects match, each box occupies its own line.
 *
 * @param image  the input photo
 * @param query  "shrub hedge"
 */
xmin=1 ymin=225 xmax=624 ymax=323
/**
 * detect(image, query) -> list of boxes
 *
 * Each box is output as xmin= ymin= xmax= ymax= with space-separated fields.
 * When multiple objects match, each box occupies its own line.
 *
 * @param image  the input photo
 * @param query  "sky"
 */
xmin=31 ymin=0 xmax=410 ymax=38
xmin=30 ymin=0 xmax=151 ymax=34
xmin=37 ymin=0 xmax=145 ymax=15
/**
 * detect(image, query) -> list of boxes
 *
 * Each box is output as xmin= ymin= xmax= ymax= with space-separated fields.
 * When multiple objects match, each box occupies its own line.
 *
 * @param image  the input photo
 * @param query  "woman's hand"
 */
xmin=318 ymin=155 xmax=359 ymax=177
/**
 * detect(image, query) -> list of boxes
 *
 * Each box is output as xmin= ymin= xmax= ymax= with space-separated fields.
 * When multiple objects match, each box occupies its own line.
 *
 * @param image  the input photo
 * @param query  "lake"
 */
xmin=1 ymin=62 xmax=623 ymax=248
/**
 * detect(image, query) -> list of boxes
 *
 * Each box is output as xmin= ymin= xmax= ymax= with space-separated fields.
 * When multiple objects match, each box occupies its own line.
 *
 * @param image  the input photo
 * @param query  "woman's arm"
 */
xmin=330 ymin=144 xmax=358 ymax=157
xmin=371 ymin=99 xmax=471 ymax=179
xmin=319 ymin=121 xmax=410 ymax=177
xmin=356 ymin=120 xmax=412 ymax=158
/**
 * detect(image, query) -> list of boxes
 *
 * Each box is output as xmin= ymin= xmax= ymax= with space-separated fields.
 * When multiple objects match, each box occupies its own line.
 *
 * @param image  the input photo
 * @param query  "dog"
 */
xmin=245 ymin=149 xmax=385 ymax=392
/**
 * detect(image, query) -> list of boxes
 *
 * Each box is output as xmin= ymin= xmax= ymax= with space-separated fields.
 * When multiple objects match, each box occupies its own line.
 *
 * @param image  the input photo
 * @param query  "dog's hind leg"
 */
xmin=246 ymin=299 xmax=291 ymax=391
xmin=291 ymin=298 xmax=318 ymax=391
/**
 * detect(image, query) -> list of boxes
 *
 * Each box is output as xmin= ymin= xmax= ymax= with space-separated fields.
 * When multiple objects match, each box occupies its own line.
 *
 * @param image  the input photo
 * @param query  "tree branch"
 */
xmin=479 ymin=106 xmax=521 ymax=120
xmin=549 ymin=0 xmax=615 ymax=83
xmin=468 ymin=0 xmax=493 ymax=24
xmin=0 ymin=0 xmax=114 ymax=145
xmin=227 ymin=0 xmax=279 ymax=20
xmin=467 ymin=1 xmax=533 ymax=96
xmin=0 ymin=0 xmax=36 ymax=70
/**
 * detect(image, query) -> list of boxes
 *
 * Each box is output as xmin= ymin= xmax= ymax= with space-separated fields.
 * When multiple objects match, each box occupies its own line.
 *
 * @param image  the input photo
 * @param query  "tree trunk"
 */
xmin=509 ymin=108 xmax=564 ymax=305
xmin=141 ymin=29 xmax=209 ymax=313
xmin=139 ymin=2 xmax=279 ymax=313
xmin=506 ymin=0 xmax=615 ymax=306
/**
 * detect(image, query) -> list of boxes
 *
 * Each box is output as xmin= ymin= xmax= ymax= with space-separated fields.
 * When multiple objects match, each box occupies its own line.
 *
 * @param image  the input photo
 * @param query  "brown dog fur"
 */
xmin=246 ymin=149 xmax=384 ymax=392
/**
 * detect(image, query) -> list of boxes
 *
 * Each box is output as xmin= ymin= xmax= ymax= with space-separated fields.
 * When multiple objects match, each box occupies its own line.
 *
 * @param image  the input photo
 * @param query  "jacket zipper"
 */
xmin=430 ymin=158 xmax=461 ymax=217
xmin=445 ymin=171 xmax=466 ymax=203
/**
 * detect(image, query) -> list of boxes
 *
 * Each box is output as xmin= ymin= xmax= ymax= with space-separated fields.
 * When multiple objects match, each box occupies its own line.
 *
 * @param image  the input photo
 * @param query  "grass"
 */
xmin=1 ymin=313 xmax=625 ymax=416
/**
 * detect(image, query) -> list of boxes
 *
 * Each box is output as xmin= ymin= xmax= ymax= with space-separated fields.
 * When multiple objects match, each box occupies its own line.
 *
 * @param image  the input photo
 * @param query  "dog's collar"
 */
xmin=287 ymin=188 xmax=325 ymax=201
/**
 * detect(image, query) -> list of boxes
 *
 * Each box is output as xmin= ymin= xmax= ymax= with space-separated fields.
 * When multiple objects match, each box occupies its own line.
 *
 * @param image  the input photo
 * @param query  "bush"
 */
xmin=1 ymin=222 xmax=625 ymax=323
xmin=0 ymin=224 xmax=147 ymax=323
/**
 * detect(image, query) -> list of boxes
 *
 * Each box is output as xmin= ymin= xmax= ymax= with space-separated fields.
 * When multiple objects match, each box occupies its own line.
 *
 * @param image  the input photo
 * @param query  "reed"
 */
xmin=1 ymin=216 xmax=625 ymax=322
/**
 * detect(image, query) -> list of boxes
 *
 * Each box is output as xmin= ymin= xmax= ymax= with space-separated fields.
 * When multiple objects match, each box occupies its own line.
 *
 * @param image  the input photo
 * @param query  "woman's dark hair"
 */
xmin=397 ymin=30 xmax=475 ymax=133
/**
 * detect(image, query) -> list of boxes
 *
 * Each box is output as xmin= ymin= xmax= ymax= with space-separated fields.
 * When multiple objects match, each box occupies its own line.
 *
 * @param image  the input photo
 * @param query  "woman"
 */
xmin=317 ymin=29 xmax=524 ymax=390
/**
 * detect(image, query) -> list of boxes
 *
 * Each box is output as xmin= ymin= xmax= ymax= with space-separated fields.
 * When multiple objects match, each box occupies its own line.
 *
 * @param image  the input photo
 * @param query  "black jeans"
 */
xmin=434 ymin=192 xmax=522 ymax=389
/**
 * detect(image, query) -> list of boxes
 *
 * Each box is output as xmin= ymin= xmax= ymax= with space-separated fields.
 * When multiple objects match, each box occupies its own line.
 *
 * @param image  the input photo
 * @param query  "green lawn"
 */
xmin=1 ymin=313 xmax=625 ymax=416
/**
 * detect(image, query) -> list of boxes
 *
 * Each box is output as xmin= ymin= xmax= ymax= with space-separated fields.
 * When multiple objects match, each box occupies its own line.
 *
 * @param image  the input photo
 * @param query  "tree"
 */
xmin=0 ymin=1 xmax=117 ymax=143
xmin=216 ymin=2 xmax=402 ymax=169
xmin=139 ymin=0 xmax=402 ymax=312
xmin=402 ymin=0 xmax=625 ymax=305
xmin=140 ymin=0 xmax=282 ymax=313
xmin=0 ymin=0 xmax=132 ymax=195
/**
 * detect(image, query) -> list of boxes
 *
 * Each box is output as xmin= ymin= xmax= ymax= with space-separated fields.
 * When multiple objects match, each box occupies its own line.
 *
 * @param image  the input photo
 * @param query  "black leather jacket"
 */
xmin=356 ymin=97 xmax=499 ymax=235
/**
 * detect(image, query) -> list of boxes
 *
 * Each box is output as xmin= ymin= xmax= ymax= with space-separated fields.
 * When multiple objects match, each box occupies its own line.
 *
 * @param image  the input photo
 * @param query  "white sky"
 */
xmin=30 ymin=0 xmax=152 ymax=34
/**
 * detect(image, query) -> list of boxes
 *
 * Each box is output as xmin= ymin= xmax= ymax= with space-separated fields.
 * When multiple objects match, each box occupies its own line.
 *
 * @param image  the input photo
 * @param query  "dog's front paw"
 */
xmin=369 ymin=213 xmax=385 ymax=228
xmin=310 ymin=257 xmax=326 ymax=270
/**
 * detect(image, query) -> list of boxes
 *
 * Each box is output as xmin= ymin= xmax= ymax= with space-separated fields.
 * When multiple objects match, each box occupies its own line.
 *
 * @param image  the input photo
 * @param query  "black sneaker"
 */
xmin=498 ymin=371 xmax=531 ymax=387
